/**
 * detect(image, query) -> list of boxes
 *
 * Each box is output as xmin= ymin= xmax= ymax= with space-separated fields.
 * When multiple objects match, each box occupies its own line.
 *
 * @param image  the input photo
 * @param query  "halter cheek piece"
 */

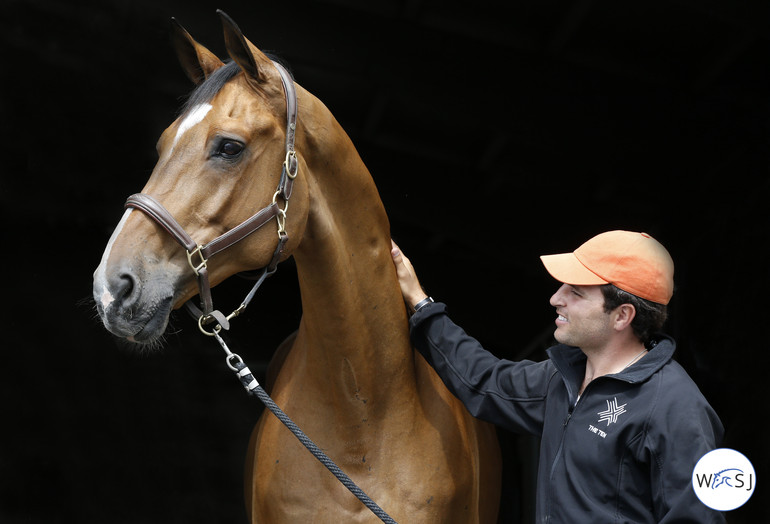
xmin=124 ymin=61 xmax=298 ymax=334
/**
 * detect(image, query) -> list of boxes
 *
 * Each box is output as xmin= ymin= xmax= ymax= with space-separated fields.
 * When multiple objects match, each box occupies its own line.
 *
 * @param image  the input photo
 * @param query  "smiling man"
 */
xmin=391 ymin=231 xmax=725 ymax=523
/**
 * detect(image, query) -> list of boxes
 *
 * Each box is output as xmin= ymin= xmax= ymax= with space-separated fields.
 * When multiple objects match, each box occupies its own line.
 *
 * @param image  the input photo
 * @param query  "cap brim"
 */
xmin=540 ymin=253 xmax=609 ymax=286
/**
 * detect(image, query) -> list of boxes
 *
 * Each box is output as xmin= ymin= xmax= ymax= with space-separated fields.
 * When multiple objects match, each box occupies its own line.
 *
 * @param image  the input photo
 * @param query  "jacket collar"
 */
xmin=547 ymin=334 xmax=676 ymax=401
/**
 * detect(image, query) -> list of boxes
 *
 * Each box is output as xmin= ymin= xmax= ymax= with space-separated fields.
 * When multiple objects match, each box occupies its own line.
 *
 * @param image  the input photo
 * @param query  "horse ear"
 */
xmin=218 ymin=10 xmax=274 ymax=84
xmin=171 ymin=18 xmax=224 ymax=85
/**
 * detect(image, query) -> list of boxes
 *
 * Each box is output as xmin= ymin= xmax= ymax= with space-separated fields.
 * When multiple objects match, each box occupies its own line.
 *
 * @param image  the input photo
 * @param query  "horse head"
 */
xmin=93 ymin=12 xmax=309 ymax=345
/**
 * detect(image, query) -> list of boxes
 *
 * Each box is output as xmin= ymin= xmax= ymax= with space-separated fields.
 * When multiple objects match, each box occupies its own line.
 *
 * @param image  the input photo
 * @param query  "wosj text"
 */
xmin=695 ymin=469 xmax=754 ymax=491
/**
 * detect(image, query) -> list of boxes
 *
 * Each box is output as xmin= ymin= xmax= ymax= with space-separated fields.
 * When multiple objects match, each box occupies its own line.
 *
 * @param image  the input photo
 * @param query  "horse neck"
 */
xmin=291 ymin=90 xmax=416 ymax=393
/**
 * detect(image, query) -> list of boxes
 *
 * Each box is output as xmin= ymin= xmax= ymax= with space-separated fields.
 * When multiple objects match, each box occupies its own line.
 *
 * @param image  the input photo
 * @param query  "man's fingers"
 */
xmin=389 ymin=240 xmax=429 ymax=308
xmin=391 ymin=240 xmax=402 ymax=260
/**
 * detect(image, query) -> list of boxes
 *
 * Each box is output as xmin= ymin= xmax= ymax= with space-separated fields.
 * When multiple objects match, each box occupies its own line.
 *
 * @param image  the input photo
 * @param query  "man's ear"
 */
xmin=612 ymin=303 xmax=637 ymax=331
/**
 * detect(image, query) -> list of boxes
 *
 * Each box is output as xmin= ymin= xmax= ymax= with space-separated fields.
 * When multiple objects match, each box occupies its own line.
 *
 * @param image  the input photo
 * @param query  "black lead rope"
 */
xmin=212 ymin=332 xmax=398 ymax=524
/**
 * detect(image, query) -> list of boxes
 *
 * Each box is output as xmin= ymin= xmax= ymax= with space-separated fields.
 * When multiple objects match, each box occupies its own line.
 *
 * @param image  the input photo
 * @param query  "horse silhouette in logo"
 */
xmin=712 ymin=468 xmax=743 ymax=489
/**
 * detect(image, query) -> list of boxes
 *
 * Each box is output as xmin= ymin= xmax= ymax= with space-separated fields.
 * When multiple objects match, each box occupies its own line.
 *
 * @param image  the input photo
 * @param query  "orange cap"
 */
xmin=540 ymin=230 xmax=674 ymax=305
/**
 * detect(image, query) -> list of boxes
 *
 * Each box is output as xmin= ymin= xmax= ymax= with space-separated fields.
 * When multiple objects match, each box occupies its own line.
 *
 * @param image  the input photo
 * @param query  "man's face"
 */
xmin=549 ymin=284 xmax=614 ymax=351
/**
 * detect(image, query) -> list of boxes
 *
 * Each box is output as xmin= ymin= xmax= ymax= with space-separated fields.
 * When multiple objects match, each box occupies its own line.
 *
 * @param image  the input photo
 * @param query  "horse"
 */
xmin=92 ymin=12 xmax=501 ymax=523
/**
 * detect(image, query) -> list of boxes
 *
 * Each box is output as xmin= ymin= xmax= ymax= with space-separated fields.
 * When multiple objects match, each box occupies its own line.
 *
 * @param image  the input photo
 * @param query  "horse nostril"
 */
xmin=112 ymin=271 xmax=140 ymax=307
xmin=119 ymin=273 xmax=134 ymax=296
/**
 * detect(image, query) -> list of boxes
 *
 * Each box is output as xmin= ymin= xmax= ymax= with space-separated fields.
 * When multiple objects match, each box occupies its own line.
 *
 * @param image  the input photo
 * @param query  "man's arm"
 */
xmin=391 ymin=240 xmax=549 ymax=434
xmin=648 ymin=371 xmax=726 ymax=523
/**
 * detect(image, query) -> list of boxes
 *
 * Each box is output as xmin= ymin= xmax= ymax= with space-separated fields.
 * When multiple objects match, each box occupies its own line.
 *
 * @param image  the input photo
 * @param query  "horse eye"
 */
xmin=216 ymin=140 xmax=244 ymax=159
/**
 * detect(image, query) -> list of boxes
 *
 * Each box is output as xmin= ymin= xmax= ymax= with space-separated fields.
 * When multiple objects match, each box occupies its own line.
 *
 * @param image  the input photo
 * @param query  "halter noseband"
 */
xmin=124 ymin=61 xmax=298 ymax=333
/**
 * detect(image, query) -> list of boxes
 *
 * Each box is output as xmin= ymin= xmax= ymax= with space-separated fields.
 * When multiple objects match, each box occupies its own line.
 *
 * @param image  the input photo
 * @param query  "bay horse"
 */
xmin=92 ymin=12 xmax=500 ymax=523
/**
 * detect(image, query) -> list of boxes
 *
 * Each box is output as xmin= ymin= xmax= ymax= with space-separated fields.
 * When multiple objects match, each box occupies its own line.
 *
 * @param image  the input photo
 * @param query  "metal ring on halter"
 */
xmin=272 ymin=189 xmax=289 ymax=237
xmin=198 ymin=315 xmax=222 ymax=336
xmin=272 ymin=189 xmax=290 ymax=212
xmin=275 ymin=208 xmax=287 ymax=238
xmin=271 ymin=188 xmax=284 ymax=206
xmin=284 ymin=150 xmax=298 ymax=179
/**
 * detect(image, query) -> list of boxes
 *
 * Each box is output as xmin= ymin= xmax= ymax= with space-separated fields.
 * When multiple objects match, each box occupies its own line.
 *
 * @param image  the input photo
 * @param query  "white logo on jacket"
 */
xmin=597 ymin=397 xmax=627 ymax=426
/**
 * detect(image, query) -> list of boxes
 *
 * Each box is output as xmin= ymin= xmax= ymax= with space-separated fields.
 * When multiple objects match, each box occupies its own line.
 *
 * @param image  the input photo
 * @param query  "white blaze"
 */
xmin=171 ymin=103 xmax=213 ymax=153
xmin=94 ymin=208 xmax=133 ymax=309
xmin=95 ymin=104 xmax=212 ymax=309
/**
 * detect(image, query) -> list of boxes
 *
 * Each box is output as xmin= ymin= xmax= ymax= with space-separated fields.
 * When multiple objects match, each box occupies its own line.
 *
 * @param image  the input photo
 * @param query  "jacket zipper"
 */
xmin=545 ymin=404 xmax=574 ymax=522
xmin=546 ymin=386 xmax=587 ymax=522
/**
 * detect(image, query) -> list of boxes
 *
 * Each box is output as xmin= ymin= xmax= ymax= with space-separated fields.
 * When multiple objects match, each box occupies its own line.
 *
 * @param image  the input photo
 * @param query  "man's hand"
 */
xmin=390 ymin=240 xmax=429 ymax=310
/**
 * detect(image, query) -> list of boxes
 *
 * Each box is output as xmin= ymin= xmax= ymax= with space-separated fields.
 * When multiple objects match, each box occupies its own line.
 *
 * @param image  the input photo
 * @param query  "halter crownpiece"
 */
xmin=125 ymin=60 xmax=298 ymax=332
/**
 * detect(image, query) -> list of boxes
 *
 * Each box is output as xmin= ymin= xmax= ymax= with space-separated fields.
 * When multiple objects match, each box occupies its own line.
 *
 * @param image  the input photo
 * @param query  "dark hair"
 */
xmin=600 ymin=285 xmax=667 ymax=346
xmin=180 ymin=60 xmax=242 ymax=118
xmin=179 ymin=55 xmax=293 ymax=119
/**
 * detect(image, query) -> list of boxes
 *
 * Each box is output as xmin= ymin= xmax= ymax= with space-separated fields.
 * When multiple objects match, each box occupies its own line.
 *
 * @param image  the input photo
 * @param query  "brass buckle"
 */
xmin=284 ymin=150 xmax=298 ymax=179
xmin=187 ymin=245 xmax=208 ymax=276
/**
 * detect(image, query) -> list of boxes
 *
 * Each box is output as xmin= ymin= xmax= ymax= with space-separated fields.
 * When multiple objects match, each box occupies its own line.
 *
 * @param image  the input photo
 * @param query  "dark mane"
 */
xmin=179 ymin=55 xmax=293 ymax=117
xmin=180 ymin=60 xmax=241 ymax=117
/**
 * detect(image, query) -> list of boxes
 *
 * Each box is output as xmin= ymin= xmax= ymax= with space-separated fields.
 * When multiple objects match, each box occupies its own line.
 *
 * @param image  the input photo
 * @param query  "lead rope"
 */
xmin=210 ymin=331 xmax=398 ymax=524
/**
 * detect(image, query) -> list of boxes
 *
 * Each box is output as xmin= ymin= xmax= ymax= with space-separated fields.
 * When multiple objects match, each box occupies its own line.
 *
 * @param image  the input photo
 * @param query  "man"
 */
xmin=391 ymin=230 xmax=724 ymax=523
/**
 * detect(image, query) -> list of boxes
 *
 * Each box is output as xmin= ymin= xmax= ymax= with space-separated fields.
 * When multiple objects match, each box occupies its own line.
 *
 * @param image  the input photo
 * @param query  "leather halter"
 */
xmin=125 ymin=61 xmax=298 ymax=332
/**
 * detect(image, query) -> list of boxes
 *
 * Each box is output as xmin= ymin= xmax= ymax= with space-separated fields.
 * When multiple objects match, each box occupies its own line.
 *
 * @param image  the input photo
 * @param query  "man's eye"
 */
xmin=216 ymin=140 xmax=244 ymax=159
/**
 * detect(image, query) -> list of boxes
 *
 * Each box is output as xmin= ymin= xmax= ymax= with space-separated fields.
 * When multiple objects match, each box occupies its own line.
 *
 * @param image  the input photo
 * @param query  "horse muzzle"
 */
xmin=93 ymin=262 xmax=176 ymax=344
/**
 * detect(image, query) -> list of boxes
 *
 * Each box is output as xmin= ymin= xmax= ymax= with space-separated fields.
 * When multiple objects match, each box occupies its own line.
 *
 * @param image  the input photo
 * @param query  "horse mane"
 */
xmin=180 ymin=61 xmax=240 ymax=117
xmin=179 ymin=55 xmax=292 ymax=118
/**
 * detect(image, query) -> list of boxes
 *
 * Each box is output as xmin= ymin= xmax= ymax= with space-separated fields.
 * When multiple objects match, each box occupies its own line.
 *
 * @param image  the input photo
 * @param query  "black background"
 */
xmin=1 ymin=0 xmax=768 ymax=522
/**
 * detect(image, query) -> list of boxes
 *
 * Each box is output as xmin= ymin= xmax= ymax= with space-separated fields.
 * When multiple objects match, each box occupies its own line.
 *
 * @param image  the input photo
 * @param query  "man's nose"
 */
xmin=549 ymin=284 xmax=569 ymax=307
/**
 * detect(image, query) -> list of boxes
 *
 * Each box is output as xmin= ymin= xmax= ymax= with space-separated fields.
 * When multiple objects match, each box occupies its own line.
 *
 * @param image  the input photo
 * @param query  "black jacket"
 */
xmin=410 ymin=302 xmax=725 ymax=523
